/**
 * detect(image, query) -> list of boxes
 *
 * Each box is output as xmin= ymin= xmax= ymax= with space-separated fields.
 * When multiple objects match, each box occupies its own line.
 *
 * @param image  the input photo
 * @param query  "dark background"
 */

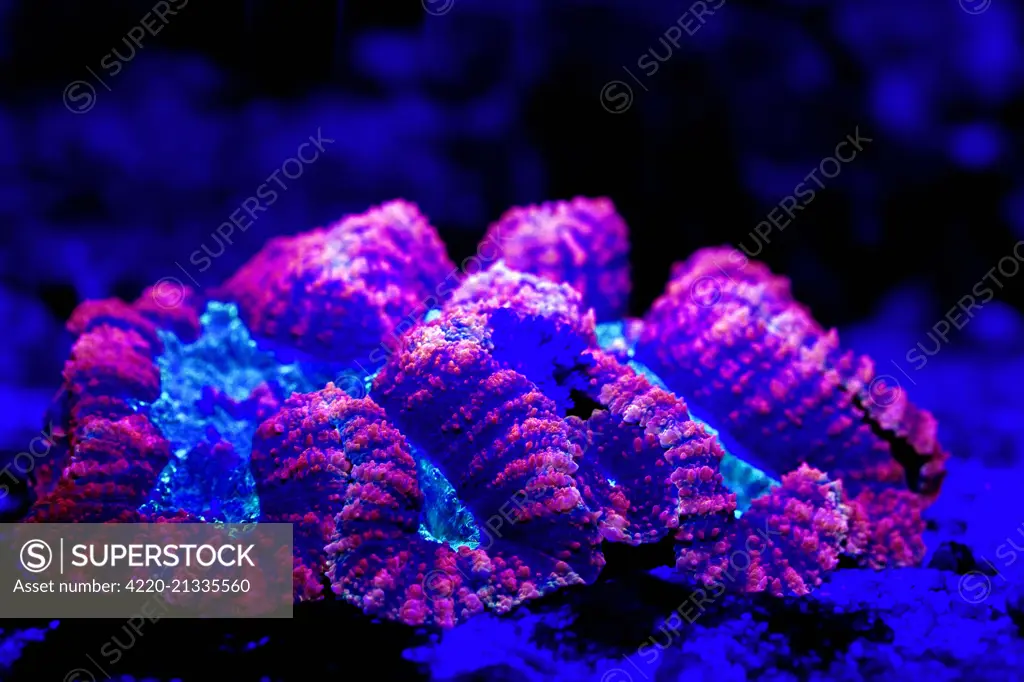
xmin=1 ymin=0 xmax=1022 ymax=445
xmin=1 ymin=2 xmax=1024 ymax=680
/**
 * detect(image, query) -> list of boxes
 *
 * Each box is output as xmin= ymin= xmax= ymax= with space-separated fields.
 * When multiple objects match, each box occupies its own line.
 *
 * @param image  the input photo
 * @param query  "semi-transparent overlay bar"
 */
xmin=0 ymin=523 xmax=293 ymax=618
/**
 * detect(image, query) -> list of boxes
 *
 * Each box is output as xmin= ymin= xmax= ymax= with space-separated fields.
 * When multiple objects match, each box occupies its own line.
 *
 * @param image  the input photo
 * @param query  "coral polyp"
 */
xmin=483 ymin=196 xmax=631 ymax=321
xmin=24 ymin=197 xmax=949 ymax=629
xmin=359 ymin=305 xmax=604 ymax=626
xmin=634 ymin=246 xmax=948 ymax=568
xmin=28 ymin=290 xmax=198 ymax=523
xmin=214 ymin=198 xmax=456 ymax=364
xmin=250 ymin=385 xmax=403 ymax=601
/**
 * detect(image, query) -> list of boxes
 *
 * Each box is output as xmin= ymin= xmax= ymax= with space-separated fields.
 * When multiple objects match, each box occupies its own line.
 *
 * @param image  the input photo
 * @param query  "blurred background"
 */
xmin=1 ymin=0 xmax=1022 ymax=459
xmin=2 ymin=2 xmax=1024 ymax=679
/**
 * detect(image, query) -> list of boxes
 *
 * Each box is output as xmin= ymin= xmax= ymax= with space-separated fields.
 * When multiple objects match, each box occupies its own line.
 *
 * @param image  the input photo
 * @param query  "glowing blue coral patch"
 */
xmin=413 ymin=443 xmax=481 ymax=550
xmin=140 ymin=301 xmax=330 ymax=523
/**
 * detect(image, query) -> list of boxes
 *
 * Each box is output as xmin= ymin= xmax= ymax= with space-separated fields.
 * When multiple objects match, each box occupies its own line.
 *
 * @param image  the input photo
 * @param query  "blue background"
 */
xmin=0 ymin=1 xmax=1022 ymax=680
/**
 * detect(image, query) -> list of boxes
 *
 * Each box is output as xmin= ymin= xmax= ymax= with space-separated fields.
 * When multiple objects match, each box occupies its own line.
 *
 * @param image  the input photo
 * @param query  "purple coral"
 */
xmin=22 ymin=197 xmax=954 ymax=629
xmin=696 ymin=464 xmax=848 ymax=596
xmin=635 ymin=246 xmax=947 ymax=567
xmin=573 ymin=351 xmax=847 ymax=596
xmin=444 ymin=261 xmax=597 ymax=411
xmin=360 ymin=306 xmax=605 ymax=627
xmin=28 ymin=290 xmax=200 ymax=523
xmin=445 ymin=262 xmax=847 ymax=596
xmin=571 ymin=349 xmax=733 ymax=548
xmin=483 ymin=196 xmax=631 ymax=320
xmin=251 ymin=385 xmax=395 ymax=601
xmin=214 ymin=199 xmax=456 ymax=363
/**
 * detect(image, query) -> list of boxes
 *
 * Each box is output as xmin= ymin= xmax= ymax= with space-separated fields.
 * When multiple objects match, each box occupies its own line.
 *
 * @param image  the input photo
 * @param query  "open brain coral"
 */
xmin=213 ymin=199 xmax=456 ymax=364
xmin=23 ymin=197 xmax=948 ymax=628
xmin=483 ymin=196 xmax=631 ymax=321
xmin=28 ymin=289 xmax=199 ymax=523
xmin=633 ymin=246 xmax=948 ymax=568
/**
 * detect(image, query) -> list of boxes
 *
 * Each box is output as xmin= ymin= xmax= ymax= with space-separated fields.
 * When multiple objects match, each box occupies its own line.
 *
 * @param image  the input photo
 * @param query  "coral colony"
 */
xmin=25 ymin=198 xmax=948 ymax=628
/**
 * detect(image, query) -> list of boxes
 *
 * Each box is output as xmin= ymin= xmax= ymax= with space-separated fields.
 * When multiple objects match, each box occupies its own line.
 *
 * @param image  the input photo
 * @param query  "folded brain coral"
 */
xmin=28 ymin=289 xmax=200 ymax=522
xmin=214 ymin=199 xmax=456 ymax=364
xmin=249 ymin=384 xmax=389 ymax=601
xmin=29 ymin=288 xmax=341 ymax=525
xmin=697 ymin=463 xmax=849 ymax=596
xmin=444 ymin=260 xmax=597 ymax=412
xmin=444 ymin=262 xmax=845 ymax=595
xmin=571 ymin=348 xmax=734 ymax=549
xmin=483 ymin=196 xmax=631 ymax=320
xmin=361 ymin=306 xmax=605 ymax=627
xmin=26 ymin=197 xmax=951 ymax=627
xmin=635 ymin=246 xmax=947 ymax=567
xmin=141 ymin=301 xmax=327 ymax=523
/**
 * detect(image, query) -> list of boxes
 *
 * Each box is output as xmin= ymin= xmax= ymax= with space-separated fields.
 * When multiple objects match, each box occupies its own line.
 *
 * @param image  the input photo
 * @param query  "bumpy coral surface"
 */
xmin=364 ymin=305 xmax=605 ymax=627
xmin=444 ymin=260 xmax=596 ymax=412
xmin=571 ymin=348 xmax=733 ymax=548
xmin=250 ymin=385 xmax=400 ymax=601
xmin=709 ymin=463 xmax=849 ymax=597
xmin=444 ymin=265 xmax=845 ymax=597
xmin=634 ymin=246 xmax=948 ymax=568
xmin=483 ymin=196 xmax=631 ymax=321
xmin=214 ymin=199 xmax=456 ymax=364
xmin=28 ymin=288 xmax=200 ymax=522
xmin=22 ymin=197 xmax=948 ymax=630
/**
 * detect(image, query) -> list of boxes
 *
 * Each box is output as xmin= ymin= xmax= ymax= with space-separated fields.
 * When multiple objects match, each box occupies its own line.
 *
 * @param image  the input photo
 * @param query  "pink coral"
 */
xmin=636 ymin=246 xmax=947 ymax=567
xmin=214 ymin=199 xmax=455 ymax=363
xmin=483 ymin=196 xmax=631 ymax=320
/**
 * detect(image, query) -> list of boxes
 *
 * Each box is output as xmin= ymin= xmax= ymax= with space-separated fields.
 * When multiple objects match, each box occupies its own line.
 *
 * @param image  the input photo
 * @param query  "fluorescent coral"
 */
xmin=483 ymin=196 xmax=631 ymax=321
xmin=27 ymin=289 xmax=198 ymax=523
xmin=24 ymin=197 xmax=949 ymax=629
xmin=361 ymin=305 xmax=605 ymax=627
xmin=635 ymin=246 xmax=948 ymax=568
xmin=141 ymin=301 xmax=324 ymax=523
xmin=213 ymin=199 xmax=456 ymax=365
xmin=249 ymin=385 xmax=394 ymax=601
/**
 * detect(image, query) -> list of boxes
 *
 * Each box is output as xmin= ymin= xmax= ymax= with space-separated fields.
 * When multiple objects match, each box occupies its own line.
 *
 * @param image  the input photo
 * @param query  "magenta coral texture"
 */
xmin=635 ymin=246 xmax=947 ymax=568
xmin=365 ymin=306 xmax=605 ymax=626
xmin=571 ymin=348 xmax=733 ymax=548
xmin=249 ymin=384 xmax=365 ymax=601
xmin=443 ymin=260 xmax=597 ymax=411
xmin=28 ymin=289 xmax=201 ymax=523
xmin=483 ymin=196 xmax=631 ymax=321
xmin=214 ymin=199 xmax=456 ymax=363
xmin=443 ymin=265 xmax=844 ymax=596
xmin=22 ymin=197 xmax=950 ymax=630
xmin=701 ymin=464 xmax=849 ymax=597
